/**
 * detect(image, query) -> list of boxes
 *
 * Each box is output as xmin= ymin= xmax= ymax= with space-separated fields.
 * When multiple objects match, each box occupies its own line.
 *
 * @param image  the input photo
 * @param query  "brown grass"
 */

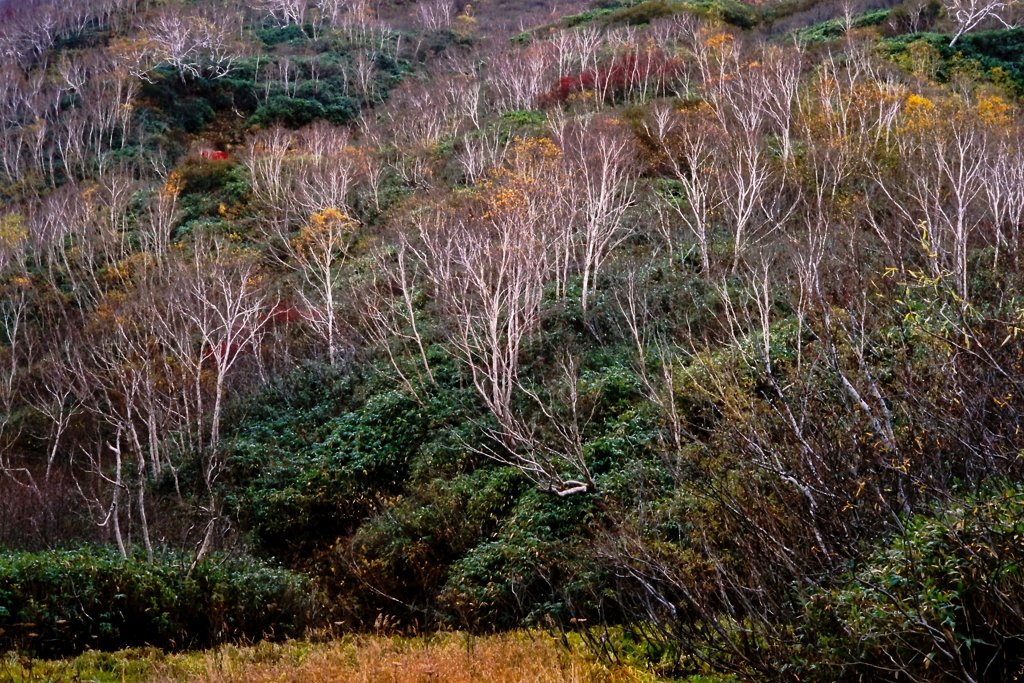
xmin=149 ymin=632 xmax=655 ymax=683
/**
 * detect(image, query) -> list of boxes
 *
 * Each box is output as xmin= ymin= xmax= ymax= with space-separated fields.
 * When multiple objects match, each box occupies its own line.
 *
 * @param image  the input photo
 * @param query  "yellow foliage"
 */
xmin=989 ymin=66 xmax=1015 ymax=92
xmin=976 ymin=94 xmax=1012 ymax=127
xmin=0 ymin=213 xmax=27 ymax=251
xmin=455 ymin=12 xmax=477 ymax=30
xmin=295 ymin=208 xmax=357 ymax=253
xmin=566 ymin=90 xmax=597 ymax=107
xmin=901 ymin=93 xmax=938 ymax=133
xmin=164 ymin=171 xmax=185 ymax=198
xmin=704 ymin=32 xmax=734 ymax=51
xmin=308 ymin=207 xmax=356 ymax=233
xmin=904 ymin=94 xmax=934 ymax=112
xmin=476 ymin=137 xmax=566 ymax=222
xmin=510 ymin=136 xmax=561 ymax=169
xmin=904 ymin=40 xmax=940 ymax=81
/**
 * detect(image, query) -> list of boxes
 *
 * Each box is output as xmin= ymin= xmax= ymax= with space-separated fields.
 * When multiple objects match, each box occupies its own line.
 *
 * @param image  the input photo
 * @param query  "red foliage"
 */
xmin=201 ymin=303 xmax=312 ymax=363
xmin=537 ymin=48 xmax=684 ymax=107
xmin=539 ymin=73 xmax=597 ymax=106
xmin=269 ymin=301 xmax=309 ymax=325
xmin=199 ymin=149 xmax=230 ymax=161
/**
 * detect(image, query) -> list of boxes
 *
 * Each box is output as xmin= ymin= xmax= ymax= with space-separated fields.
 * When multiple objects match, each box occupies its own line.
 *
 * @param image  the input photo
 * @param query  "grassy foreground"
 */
xmin=0 ymin=632 xmax=678 ymax=683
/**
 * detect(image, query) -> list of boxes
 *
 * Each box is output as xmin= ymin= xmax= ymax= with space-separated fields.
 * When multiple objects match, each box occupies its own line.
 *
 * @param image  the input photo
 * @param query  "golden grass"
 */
xmin=0 ymin=632 xmax=660 ymax=683
xmin=154 ymin=632 xmax=654 ymax=683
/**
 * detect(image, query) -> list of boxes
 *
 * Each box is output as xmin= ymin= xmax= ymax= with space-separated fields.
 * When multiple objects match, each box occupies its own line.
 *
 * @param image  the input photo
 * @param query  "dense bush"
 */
xmin=683 ymin=0 xmax=761 ymax=28
xmin=226 ymin=383 xmax=442 ymax=565
xmin=256 ymin=24 xmax=309 ymax=47
xmin=440 ymin=487 xmax=607 ymax=630
xmin=884 ymin=28 xmax=1024 ymax=91
xmin=557 ymin=0 xmax=758 ymax=29
xmin=0 ymin=547 xmax=318 ymax=656
xmin=139 ymin=72 xmax=222 ymax=135
xmin=792 ymin=8 xmax=892 ymax=42
xmin=606 ymin=0 xmax=681 ymax=25
xmin=217 ymin=355 xmax=664 ymax=630
xmin=247 ymin=82 xmax=364 ymax=128
xmin=803 ymin=485 xmax=1024 ymax=682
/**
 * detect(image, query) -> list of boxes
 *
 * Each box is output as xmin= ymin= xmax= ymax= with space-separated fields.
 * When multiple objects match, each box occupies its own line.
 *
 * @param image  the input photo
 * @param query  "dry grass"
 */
xmin=0 ymin=631 xmax=661 ymax=682
xmin=149 ymin=632 xmax=656 ymax=683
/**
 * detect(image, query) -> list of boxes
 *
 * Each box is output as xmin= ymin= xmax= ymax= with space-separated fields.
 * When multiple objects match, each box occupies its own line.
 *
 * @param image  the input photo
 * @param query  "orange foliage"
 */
xmin=476 ymin=137 xmax=563 ymax=223
xmin=977 ymin=94 xmax=1013 ymax=127
xmin=295 ymin=208 xmax=357 ymax=251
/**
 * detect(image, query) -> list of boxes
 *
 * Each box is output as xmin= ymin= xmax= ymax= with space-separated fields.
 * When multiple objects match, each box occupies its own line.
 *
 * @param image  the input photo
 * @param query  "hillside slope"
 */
xmin=2 ymin=0 xmax=1024 ymax=679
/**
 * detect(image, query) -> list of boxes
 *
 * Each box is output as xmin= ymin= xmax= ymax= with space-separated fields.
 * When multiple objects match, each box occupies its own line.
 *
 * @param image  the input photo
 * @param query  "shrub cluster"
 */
xmin=802 ymin=485 xmax=1024 ymax=681
xmin=0 ymin=547 xmax=318 ymax=656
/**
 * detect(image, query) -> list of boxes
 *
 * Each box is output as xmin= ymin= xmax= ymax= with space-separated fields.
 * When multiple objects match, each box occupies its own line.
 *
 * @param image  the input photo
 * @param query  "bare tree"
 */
xmin=352 ymin=51 xmax=376 ymax=102
xmin=289 ymin=208 xmax=358 ymax=365
xmin=28 ymin=342 xmax=82 ymax=481
xmin=982 ymin=132 xmax=1024 ymax=270
xmin=718 ymin=131 xmax=776 ymax=273
xmin=179 ymin=239 xmax=273 ymax=452
xmin=144 ymin=6 xmax=244 ymax=82
xmin=145 ymin=8 xmax=201 ymax=81
xmin=561 ymin=118 xmax=639 ymax=315
xmin=754 ymin=46 xmax=802 ymax=164
xmin=405 ymin=137 xmax=595 ymax=495
xmin=488 ymin=44 xmax=552 ymax=113
xmin=358 ymin=240 xmax=435 ymax=402
xmin=657 ymin=105 xmax=723 ymax=272
xmin=945 ymin=0 xmax=1017 ymax=45
xmin=257 ymin=0 xmax=308 ymax=26
xmin=442 ymin=73 xmax=484 ymax=130
xmin=0 ymin=215 xmax=30 ymax=465
xmin=292 ymin=121 xmax=361 ymax=215
xmin=457 ymin=126 xmax=512 ymax=184
xmin=246 ymin=125 xmax=295 ymax=229
xmin=414 ymin=0 xmax=455 ymax=30
xmin=871 ymin=97 xmax=988 ymax=298
xmin=77 ymin=301 xmax=161 ymax=562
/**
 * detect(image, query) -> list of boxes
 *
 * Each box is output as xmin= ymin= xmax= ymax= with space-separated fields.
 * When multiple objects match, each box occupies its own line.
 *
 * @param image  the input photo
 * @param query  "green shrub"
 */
xmin=248 ymin=96 xmax=328 ymax=128
xmin=682 ymin=0 xmax=760 ymax=29
xmin=177 ymin=157 xmax=236 ymax=196
xmin=502 ymin=110 xmax=547 ymax=127
xmin=792 ymin=9 xmax=892 ymax=43
xmin=884 ymin=28 xmax=1024 ymax=91
xmin=607 ymin=0 xmax=680 ymax=25
xmin=0 ymin=547 xmax=318 ymax=656
xmin=248 ymin=93 xmax=362 ymax=128
xmin=802 ymin=485 xmax=1024 ymax=681
xmin=226 ymin=381 xmax=448 ymax=564
xmin=342 ymin=467 xmax=525 ymax=619
xmin=138 ymin=72 xmax=219 ymax=135
xmin=256 ymin=24 xmax=309 ymax=47
xmin=440 ymin=487 xmax=604 ymax=629
xmin=559 ymin=7 xmax=618 ymax=28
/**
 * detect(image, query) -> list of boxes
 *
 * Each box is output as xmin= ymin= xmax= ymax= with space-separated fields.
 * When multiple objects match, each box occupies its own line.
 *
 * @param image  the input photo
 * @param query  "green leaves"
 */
xmin=804 ymin=484 xmax=1024 ymax=680
xmin=0 ymin=548 xmax=316 ymax=657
